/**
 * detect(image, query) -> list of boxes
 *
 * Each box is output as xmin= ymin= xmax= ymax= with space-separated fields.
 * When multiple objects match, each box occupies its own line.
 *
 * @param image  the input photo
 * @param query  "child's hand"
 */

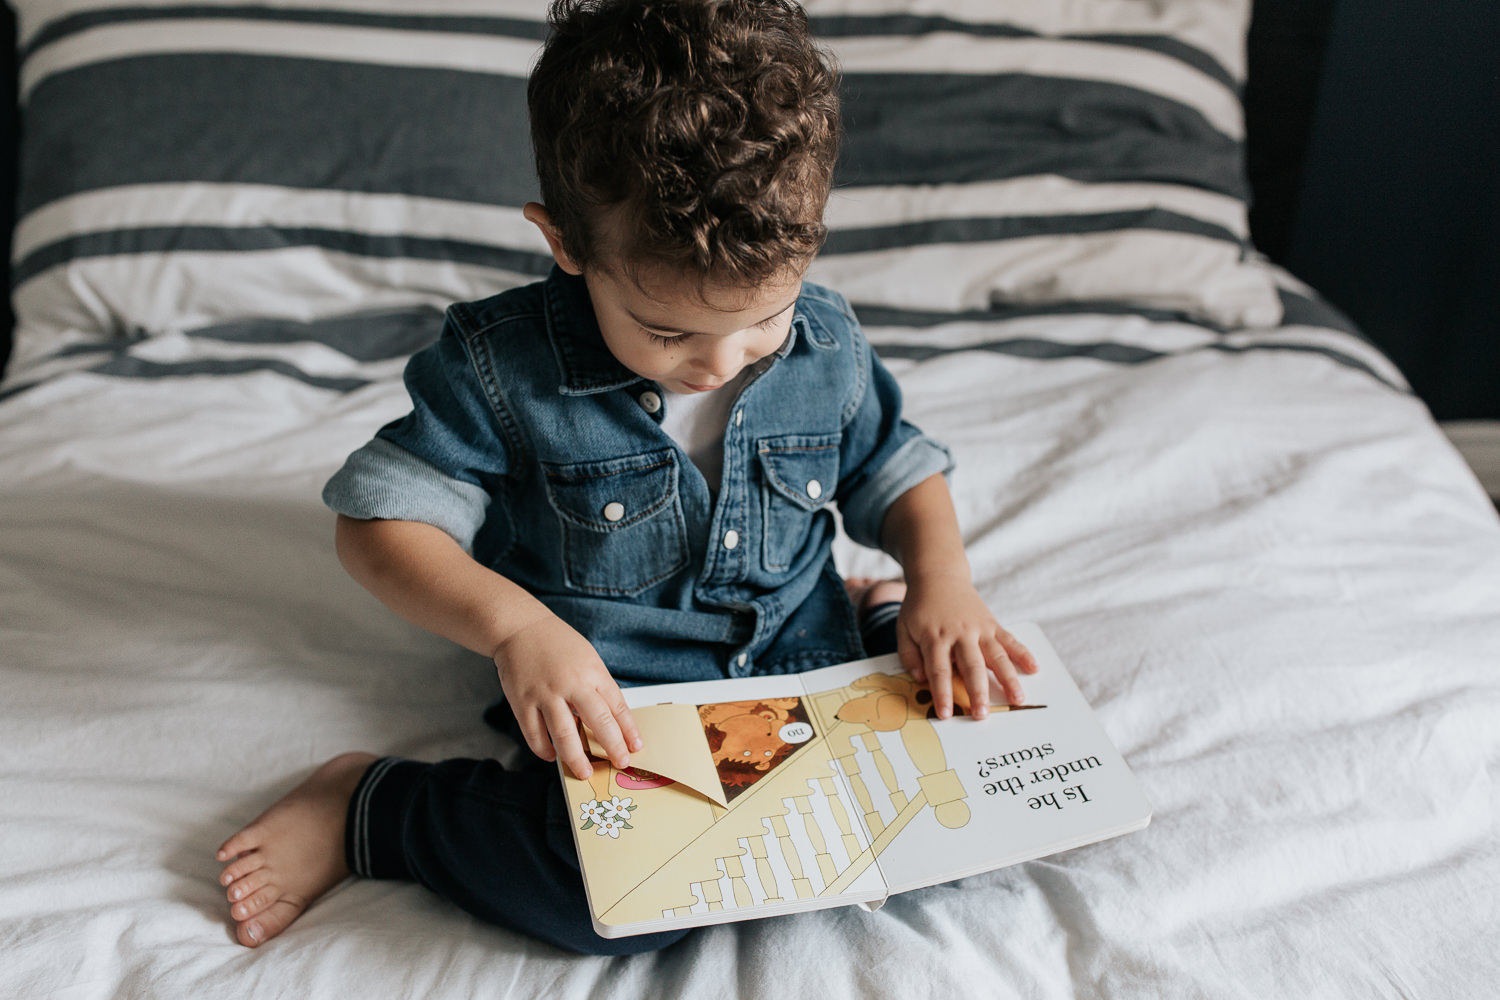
xmin=896 ymin=572 xmax=1039 ymax=720
xmin=491 ymin=612 xmax=643 ymax=780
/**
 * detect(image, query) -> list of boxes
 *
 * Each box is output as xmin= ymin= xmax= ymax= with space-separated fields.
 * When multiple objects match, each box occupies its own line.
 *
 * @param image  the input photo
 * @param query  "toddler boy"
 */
xmin=215 ymin=0 xmax=1036 ymax=955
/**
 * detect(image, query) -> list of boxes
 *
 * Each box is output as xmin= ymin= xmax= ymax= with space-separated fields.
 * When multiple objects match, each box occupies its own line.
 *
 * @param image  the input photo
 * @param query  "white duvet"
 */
xmin=1 ymin=283 xmax=1497 ymax=998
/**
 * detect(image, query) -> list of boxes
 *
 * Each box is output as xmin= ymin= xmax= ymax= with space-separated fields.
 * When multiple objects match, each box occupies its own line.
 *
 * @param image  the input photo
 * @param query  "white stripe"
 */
xmin=102 ymin=328 xmax=412 ymax=377
xmin=14 ymin=183 xmax=548 ymax=264
xmin=864 ymin=312 xmax=1404 ymax=384
xmin=825 ymin=176 xmax=1249 ymax=238
xmin=14 ymin=249 xmax=536 ymax=338
xmin=354 ymin=756 xmax=400 ymax=877
xmin=22 ymin=18 xmax=543 ymax=97
xmin=803 ymin=0 xmax=1249 ymax=80
xmin=807 ymin=230 xmax=1284 ymax=329
xmin=824 ymin=33 xmax=1242 ymax=139
xmin=17 ymin=0 xmax=547 ymax=48
xmin=860 ymin=311 xmax=1218 ymax=353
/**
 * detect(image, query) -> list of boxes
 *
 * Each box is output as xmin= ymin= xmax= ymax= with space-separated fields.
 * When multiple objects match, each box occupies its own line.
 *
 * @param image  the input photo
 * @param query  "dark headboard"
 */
xmin=0 ymin=1 xmax=1335 ymax=382
xmin=2 ymin=3 xmax=17 ymax=376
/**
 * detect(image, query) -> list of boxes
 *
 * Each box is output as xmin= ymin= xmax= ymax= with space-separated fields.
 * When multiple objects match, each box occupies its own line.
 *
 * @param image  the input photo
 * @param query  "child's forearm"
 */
xmin=334 ymin=515 xmax=552 ymax=658
xmin=879 ymin=473 xmax=972 ymax=582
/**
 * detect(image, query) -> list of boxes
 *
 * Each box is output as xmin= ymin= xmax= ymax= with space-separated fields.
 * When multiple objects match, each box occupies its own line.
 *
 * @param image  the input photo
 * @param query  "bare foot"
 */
xmin=215 ymin=751 xmax=377 ymax=947
xmin=844 ymin=576 xmax=907 ymax=612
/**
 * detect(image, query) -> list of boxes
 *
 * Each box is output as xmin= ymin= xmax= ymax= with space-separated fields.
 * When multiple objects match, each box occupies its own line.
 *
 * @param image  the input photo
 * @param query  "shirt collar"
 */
xmin=542 ymin=265 xmax=803 ymax=395
xmin=543 ymin=267 xmax=645 ymax=396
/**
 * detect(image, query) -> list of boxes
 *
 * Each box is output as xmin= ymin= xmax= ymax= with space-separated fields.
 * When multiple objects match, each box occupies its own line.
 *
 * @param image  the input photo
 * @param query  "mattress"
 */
xmin=4 ymin=1 xmax=1498 ymax=996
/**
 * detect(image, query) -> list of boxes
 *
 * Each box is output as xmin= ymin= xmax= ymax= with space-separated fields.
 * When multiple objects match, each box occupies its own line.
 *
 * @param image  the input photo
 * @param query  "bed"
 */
xmin=4 ymin=1 xmax=1498 ymax=997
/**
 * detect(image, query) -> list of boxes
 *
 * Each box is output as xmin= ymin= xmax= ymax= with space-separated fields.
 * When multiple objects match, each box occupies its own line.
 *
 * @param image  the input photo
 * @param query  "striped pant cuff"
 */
xmin=344 ymin=755 xmax=426 ymax=880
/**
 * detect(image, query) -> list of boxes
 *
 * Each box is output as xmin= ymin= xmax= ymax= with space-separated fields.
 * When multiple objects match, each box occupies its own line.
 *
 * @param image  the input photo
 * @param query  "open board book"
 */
xmin=560 ymin=622 xmax=1151 ymax=938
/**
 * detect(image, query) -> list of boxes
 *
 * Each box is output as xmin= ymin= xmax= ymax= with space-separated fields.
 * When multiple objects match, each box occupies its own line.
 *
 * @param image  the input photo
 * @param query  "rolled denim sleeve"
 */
xmin=322 ymin=316 xmax=509 ymax=550
xmin=836 ymin=330 xmax=954 ymax=550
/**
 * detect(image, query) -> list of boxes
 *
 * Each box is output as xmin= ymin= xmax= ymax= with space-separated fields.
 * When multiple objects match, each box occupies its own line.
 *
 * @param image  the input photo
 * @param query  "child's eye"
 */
xmin=643 ymin=328 xmax=690 ymax=348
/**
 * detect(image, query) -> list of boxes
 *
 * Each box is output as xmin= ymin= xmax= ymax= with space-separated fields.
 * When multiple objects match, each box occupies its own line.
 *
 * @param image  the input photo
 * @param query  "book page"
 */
xmin=797 ymin=624 xmax=1151 ymax=897
xmin=562 ymin=673 xmax=886 ymax=936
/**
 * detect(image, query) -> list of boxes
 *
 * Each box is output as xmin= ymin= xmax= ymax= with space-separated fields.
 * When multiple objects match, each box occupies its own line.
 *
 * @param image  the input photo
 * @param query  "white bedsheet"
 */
xmin=1 ymin=302 xmax=1497 ymax=998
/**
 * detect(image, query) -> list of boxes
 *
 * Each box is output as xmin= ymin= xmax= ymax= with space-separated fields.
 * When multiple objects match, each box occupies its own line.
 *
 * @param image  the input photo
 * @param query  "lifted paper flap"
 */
xmin=585 ymin=703 xmax=728 ymax=808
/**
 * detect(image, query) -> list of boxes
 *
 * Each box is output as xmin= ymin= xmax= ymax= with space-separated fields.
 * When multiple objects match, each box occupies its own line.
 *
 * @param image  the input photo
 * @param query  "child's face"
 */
xmin=582 ymin=264 xmax=802 ymax=395
xmin=524 ymin=202 xmax=803 ymax=395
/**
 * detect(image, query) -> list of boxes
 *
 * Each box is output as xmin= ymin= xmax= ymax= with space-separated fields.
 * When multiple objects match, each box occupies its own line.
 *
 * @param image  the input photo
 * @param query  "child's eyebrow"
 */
xmin=626 ymin=298 xmax=797 ymax=336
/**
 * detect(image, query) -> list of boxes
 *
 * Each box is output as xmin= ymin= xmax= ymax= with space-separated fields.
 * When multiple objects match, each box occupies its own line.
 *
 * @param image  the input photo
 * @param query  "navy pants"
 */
xmin=343 ymin=604 xmax=901 ymax=955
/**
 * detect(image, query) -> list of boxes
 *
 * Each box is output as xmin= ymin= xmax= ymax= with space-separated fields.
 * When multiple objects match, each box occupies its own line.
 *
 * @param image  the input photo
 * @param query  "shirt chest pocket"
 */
xmin=542 ymin=448 xmax=689 ymax=596
xmin=757 ymin=433 xmax=840 ymax=572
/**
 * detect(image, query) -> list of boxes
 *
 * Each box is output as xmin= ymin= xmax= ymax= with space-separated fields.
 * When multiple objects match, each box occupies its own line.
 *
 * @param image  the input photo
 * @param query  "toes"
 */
xmin=238 ymin=898 xmax=306 ymax=948
xmin=226 ymin=868 xmax=269 ymax=905
xmin=231 ymin=883 xmax=282 ymax=922
xmin=219 ymin=850 xmax=266 ymax=886
xmin=217 ymin=826 xmax=262 ymax=862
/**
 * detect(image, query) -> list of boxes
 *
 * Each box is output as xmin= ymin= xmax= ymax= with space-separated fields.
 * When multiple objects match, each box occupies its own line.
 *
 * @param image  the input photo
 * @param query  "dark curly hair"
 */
xmin=528 ymin=0 xmax=841 ymax=287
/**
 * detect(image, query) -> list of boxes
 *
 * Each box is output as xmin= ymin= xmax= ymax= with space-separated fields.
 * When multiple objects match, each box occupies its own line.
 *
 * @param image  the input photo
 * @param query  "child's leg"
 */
xmin=845 ymin=577 xmax=906 ymax=656
xmin=346 ymin=755 xmax=687 ymax=955
xmin=217 ymin=750 xmax=686 ymax=955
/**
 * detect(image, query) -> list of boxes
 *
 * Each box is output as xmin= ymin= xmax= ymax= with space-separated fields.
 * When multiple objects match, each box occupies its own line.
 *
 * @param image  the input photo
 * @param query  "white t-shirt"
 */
xmin=659 ymin=367 xmax=756 ymax=493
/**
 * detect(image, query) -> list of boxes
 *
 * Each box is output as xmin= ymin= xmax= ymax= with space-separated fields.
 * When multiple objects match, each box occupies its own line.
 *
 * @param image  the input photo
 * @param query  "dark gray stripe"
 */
xmin=824 ymin=208 xmax=1242 ymax=256
xmin=19 ymin=54 xmax=538 ymax=214
xmin=25 ymin=9 xmax=1235 ymax=94
xmin=21 ymin=54 xmax=1243 ymax=217
xmin=186 ymin=306 xmax=445 ymax=362
xmin=14 ymin=208 xmax=1240 ymax=292
xmin=839 ymin=73 xmax=1246 ymax=198
xmin=808 ymin=15 xmax=1239 ymax=91
xmin=0 ymin=354 xmax=372 ymax=402
xmin=1277 ymin=285 xmax=1364 ymax=338
xmin=0 ymin=291 xmax=1396 ymax=403
xmin=853 ymin=298 xmax=1235 ymax=332
xmin=12 ymin=226 xmax=553 ymax=289
xmin=856 ymin=287 xmax=1371 ymax=341
xmin=24 ymin=5 xmax=546 ymax=60
xmin=874 ymin=335 xmax=1405 ymax=393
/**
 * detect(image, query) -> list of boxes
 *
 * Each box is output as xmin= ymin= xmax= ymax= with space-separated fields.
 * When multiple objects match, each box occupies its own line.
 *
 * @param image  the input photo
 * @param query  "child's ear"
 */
xmin=523 ymin=202 xmax=584 ymax=275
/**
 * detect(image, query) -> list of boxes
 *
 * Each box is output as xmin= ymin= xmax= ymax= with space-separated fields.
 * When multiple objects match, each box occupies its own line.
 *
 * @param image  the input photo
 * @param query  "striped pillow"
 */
xmin=805 ymin=0 xmax=1278 ymax=329
xmin=10 ymin=0 xmax=1274 ymax=354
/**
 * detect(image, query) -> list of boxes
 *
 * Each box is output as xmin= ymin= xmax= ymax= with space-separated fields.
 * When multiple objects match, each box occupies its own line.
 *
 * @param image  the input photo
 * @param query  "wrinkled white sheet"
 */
xmin=1 ymin=301 xmax=1497 ymax=998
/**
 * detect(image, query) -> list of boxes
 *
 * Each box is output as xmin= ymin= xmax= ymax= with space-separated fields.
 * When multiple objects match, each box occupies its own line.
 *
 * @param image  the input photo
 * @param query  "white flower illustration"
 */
xmin=603 ymin=795 xmax=634 ymax=819
xmin=596 ymin=813 xmax=625 ymax=838
xmin=578 ymin=798 xmax=607 ymax=830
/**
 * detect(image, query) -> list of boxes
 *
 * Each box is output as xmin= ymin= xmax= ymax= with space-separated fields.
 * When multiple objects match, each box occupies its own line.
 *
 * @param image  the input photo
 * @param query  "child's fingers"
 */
xmin=997 ymin=628 xmax=1040 ymax=674
xmin=543 ymin=702 xmax=594 ymax=780
xmin=613 ymin=698 xmax=644 ymax=755
xmin=954 ymin=637 xmax=990 ymax=720
xmin=600 ymin=683 xmax=643 ymax=755
xmin=924 ymin=638 xmax=955 ymax=719
xmin=982 ymin=634 xmax=1027 ymax=706
xmin=897 ymin=627 xmax=926 ymax=682
xmin=576 ymin=694 xmax=631 ymax=771
xmin=512 ymin=704 xmax=557 ymax=765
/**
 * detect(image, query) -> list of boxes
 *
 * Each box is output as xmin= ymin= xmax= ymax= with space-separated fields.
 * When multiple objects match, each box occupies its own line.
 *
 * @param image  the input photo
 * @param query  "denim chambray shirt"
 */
xmin=323 ymin=267 xmax=952 ymax=686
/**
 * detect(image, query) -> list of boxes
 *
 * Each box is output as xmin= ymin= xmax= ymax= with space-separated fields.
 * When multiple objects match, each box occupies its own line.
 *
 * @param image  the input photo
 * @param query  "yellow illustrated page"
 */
xmin=560 ymin=673 xmax=887 ymax=934
xmin=800 ymin=623 xmax=1152 ymax=897
xmin=561 ymin=623 xmax=1149 ymax=936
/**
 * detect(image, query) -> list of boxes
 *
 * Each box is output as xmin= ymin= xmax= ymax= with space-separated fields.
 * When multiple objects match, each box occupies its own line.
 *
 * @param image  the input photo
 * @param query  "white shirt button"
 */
xmin=602 ymin=501 xmax=625 ymax=522
xmin=723 ymin=529 xmax=740 ymax=550
xmin=734 ymin=409 xmax=743 ymax=427
xmin=806 ymin=479 xmax=822 ymax=500
xmin=639 ymin=390 xmax=662 ymax=414
xmin=737 ymin=653 xmax=748 ymax=667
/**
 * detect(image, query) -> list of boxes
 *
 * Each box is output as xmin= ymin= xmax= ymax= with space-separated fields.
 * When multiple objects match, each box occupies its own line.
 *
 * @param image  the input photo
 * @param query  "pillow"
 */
xmin=9 ymin=0 xmax=1276 ymax=364
xmin=804 ymin=0 xmax=1279 ymax=329
xmin=10 ymin=0 xmax=554 ymax=351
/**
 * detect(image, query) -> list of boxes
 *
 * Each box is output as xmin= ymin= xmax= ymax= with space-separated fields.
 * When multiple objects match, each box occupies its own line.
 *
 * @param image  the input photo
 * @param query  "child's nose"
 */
xmin=701 ymin=338 xmax=746 ymax=378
